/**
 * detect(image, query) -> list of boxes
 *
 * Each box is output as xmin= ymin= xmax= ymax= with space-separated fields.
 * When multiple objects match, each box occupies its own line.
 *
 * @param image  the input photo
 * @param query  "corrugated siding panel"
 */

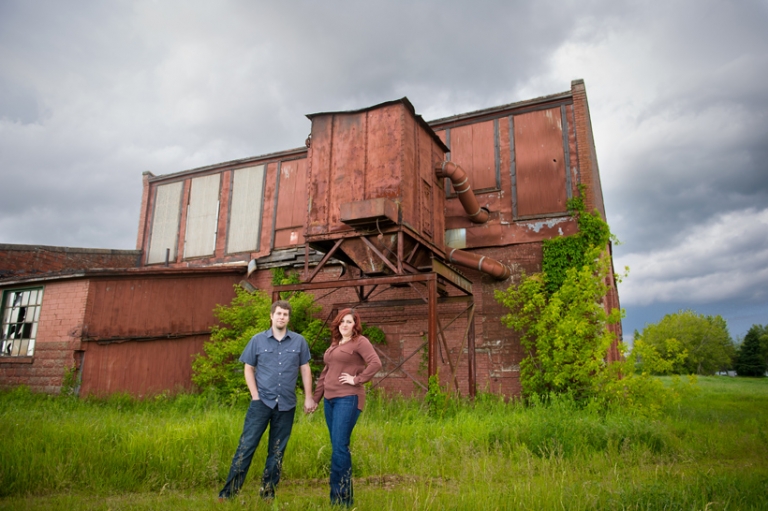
xmin=307 ymin=116 xmax=332 ymax=236
xmin=184 ymin=174 xmax=220 ymax=258
xmin=227 ymin=165 xmax=265 ymax=254
xmin=514 ymin=108 xmax=568 ymax=217
xmin=80 ymin=273 xmax=241 ymax=396
xmin=79 ymin=336 xmax=207 ymax=397
xmin=448 ymin=120 xmax=498 ymax=192
xmin=147 ymin=182 xmax=183 ymax=264
xmin=274 ymin=159 xmax=307 ymax=248
xmin=84 ymin=275 xmax=239 ymax=336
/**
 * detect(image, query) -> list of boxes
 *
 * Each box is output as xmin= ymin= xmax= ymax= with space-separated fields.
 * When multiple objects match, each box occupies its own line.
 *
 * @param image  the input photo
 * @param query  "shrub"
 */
xmin=191 ymin=269 xmax=330 ymax=402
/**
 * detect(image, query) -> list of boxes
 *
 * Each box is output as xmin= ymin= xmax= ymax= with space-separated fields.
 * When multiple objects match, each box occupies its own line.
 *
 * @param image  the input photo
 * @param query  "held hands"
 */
xmin=304 ymin=396 xmax=317 ymax=414
xmin=339 ymin=373 xmax=356 ymax=386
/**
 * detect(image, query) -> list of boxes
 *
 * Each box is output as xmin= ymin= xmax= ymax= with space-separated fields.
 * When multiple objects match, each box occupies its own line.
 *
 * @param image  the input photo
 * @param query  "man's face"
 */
xmin=271 ymin=306 xmax=290 ymax=330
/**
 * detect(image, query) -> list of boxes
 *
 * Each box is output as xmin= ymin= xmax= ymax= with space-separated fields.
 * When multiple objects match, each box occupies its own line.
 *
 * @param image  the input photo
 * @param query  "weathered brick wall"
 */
xmin=571 ymin=79 xmax=606 ymax=219
xmin=0 ymin=280 xmax=88 ymax=394
xmin=0 ymin=244 xmax=141 ymax=278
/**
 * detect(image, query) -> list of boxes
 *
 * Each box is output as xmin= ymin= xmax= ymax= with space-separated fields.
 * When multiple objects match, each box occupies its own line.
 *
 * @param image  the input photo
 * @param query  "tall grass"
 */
xmin=1 ymin=377 xmax=767 ymax=510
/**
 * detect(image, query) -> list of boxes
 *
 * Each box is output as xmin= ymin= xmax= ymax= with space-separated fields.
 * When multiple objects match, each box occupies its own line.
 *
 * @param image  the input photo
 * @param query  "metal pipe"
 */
xmin=435 ymin=161 xmax=490 ymax=224
xmin=446 ymin=247 xmax=512 ymax=280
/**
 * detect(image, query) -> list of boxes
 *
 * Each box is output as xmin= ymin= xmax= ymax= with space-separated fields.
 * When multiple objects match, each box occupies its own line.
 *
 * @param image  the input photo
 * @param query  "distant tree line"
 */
xmin=634 ymin=311 xmax=767 ymax=377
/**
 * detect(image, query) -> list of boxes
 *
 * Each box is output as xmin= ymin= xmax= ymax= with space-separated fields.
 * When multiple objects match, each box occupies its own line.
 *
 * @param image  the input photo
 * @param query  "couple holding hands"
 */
xmin=218 ymin=301 xmax=382 ymax=507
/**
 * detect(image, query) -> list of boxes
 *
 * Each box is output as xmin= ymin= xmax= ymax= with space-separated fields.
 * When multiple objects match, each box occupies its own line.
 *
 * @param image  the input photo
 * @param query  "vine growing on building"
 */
xmin=540 ymin=186 xmax=613 ymax=295
xmin=494 ymin=186 xmax=675 ymax=412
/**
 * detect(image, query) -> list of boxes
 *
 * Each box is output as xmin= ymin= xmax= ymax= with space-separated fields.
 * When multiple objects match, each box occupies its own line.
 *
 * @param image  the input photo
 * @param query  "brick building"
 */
xmin=0 ymin=80 xmax=621 ymax=397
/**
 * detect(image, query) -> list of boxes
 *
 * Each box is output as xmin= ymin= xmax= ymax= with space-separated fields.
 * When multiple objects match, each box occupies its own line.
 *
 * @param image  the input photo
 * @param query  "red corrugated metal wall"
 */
xmin=514 ymin=108 xmax=568 ymax=217
xmin=274 ymin=158 xmax=307 ymax=248
xmin=447 ymin=120 xmax=498 ymax=192
xmin=79 ymin=272 xmax=242 ymax=396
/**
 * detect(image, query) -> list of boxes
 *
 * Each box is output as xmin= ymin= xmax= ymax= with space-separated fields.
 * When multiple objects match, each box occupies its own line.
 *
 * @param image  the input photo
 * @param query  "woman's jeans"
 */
xmin=324 ymin=395 xmax=361 ymax=506
xmin=219 ymin=399 xmax=295 ymax=499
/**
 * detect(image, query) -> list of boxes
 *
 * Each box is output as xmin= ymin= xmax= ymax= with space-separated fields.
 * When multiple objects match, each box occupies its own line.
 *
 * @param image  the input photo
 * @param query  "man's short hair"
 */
xmin=271 ymin=300 xmax=292 ymax=315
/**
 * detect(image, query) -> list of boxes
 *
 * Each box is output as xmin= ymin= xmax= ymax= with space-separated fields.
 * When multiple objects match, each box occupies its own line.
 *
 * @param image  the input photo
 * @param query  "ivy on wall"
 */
xmin=541 ymin=186 xmax=612 ymax=295
xmin=495 ymin=186 xmax=625 ymax=404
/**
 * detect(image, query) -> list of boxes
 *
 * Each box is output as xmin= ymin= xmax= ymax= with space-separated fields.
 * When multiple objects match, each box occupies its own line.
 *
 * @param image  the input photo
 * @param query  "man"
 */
xmin=218 ymin=300 xmax=317 ymax=501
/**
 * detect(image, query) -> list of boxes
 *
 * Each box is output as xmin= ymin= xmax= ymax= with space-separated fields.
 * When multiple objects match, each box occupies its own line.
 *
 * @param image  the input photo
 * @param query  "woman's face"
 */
xmin=339 ymin=314 xmax=355 ymax=338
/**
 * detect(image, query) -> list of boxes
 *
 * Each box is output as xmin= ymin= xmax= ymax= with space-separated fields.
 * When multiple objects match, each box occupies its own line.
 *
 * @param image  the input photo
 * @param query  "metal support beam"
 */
xmin=332 ymin=295 xmax=472 ymax=310
xmin=372 ymin=345 xmax=427 ymax=391
xmin=306 ymin=238 xmax=344 ymax=283
xmin=432 ymin=258 xmax=473 ymax=295
xmin=468 ymin=304 xmax=476 ymax=399
xmin=360 ymin=236 xmax=400 ymax=275
xmin=428 ymin=278 xmax=437 ymax=378
xmin=274 ymin=272 xmax=434 ymax=294
xmin=370 ymin=341 xmax=428 ymax=391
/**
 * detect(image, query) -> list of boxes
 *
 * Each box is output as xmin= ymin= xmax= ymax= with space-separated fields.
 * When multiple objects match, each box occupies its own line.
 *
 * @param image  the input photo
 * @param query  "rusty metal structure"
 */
xmin=265 ymin=98 xmax=513 ymax=397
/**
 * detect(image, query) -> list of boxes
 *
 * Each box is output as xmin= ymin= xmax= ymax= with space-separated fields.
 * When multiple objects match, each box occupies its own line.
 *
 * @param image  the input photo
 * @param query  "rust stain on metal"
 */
xmin=446 ymin=120 xmax=498 ymax=192
xmin=305 ymin=98 xmax=448 ymax=274
xmin=514 ymin=107 xmax=568 ymax=217
xmin=275 ymin=158 xmax=307 ymax=248
xmin=78 ymin=273 xmax=241 ymax=396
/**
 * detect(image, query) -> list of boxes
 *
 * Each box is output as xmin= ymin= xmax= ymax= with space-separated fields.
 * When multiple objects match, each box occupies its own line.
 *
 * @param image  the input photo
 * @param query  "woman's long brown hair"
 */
xmin=330 ymin=308 xmax=363 ymax=345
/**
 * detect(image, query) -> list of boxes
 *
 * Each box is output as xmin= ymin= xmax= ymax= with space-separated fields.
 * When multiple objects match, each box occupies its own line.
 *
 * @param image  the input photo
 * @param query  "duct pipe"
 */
xmin=435 ymin=161 xmax=490 ymax=224
xmin=446 ymin=246 xmax=512 ymax=280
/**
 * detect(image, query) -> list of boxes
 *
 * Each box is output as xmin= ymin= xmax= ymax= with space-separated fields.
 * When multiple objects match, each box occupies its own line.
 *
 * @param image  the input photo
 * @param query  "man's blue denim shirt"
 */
xmin=239 ymin=328 xmax=310 ymax=411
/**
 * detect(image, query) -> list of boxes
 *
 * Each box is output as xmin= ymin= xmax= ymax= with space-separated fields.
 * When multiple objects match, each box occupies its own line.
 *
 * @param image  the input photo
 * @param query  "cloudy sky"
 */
xmin=1 ymin=0 xmax=767 ymax=340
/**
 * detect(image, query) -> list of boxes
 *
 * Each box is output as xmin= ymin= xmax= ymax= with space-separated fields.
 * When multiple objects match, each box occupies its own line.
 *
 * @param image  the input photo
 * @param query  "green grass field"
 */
xmin=1 ymin=376 xmax=766 ymax=510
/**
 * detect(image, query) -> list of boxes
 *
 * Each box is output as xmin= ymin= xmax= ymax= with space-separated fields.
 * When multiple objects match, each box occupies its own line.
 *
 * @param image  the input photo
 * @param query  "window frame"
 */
xmin=1 ymin=286 xmax=44 ymax=358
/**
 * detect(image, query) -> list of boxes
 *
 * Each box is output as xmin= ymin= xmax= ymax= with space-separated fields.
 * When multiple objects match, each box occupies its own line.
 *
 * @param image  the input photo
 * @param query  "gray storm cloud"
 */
xmin=1 ymin=0 xmax=766 ymax=336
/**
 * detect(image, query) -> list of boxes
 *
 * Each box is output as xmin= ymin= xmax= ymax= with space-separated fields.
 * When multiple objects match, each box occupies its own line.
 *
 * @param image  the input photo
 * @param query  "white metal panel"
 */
xmin=185 ymin=174 xmax=221 ymax=258
xmin=227 ymin=165 xmax=265 ymax=254
xmin=147 ymin=181 xmax=183 ymax=264
xmin=445 ymin=228 xmax=467 ymax=249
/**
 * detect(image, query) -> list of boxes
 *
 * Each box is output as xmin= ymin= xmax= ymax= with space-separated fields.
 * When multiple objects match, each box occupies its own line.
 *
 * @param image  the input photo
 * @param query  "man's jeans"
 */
xmin=219 ymin=399 xmax=295 ymax=499
xmin=324 ymin=395 xmax=361 ymax=506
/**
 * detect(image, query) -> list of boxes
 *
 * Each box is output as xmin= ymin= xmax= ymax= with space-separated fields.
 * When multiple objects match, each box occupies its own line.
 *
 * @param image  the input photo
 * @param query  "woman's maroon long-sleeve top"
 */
xmin=312 ymin=335 xmax=382 ymax=411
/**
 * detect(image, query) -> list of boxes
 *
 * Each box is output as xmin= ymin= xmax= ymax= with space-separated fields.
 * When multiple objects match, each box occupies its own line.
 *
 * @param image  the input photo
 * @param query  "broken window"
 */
xmin=1 ymin=287 xmax=44 ymax=357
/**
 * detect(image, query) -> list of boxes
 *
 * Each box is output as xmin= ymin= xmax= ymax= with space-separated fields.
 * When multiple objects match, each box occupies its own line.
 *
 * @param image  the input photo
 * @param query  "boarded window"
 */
xmin=184 ymin=174 xmax=221 ymax=258
xmin=1 ymin=287 xmax=43 ymax=357
xmin=227 ymin=165 xmax=266 ymax=254
xmin=274 ymin=159 xmax=307 ymax=248
xmin=147 ymin=181 xmax=183 ymax=264
xmin=513 ymin=108 xmax=568 ymax=217
xmin=445 ymin=120 xmax=499 ymax=193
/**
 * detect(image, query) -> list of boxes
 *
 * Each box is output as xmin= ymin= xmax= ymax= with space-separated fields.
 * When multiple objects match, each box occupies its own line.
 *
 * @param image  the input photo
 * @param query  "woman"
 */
xmin=313 ymin=308 xmax=382 ymax=507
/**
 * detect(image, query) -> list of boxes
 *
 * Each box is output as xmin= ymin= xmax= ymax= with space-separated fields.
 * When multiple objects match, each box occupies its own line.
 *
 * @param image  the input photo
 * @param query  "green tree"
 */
xmin=759 ymin=325 xmax=768 ymax=368
xmin=636 ymin=310 xmax=735 ymax=375
xmin=735 ymin=324 xmax=768 ymax=377
xmin=495 ymin=191 xmax=623 ymax=403
xmin=192 ymin=270 xmax=330 ymax=402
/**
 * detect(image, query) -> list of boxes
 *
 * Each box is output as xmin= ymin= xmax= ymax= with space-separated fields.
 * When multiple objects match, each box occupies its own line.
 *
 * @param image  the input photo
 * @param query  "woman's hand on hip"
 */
xmin=339 ymin=373 xmax=356 ymax=385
